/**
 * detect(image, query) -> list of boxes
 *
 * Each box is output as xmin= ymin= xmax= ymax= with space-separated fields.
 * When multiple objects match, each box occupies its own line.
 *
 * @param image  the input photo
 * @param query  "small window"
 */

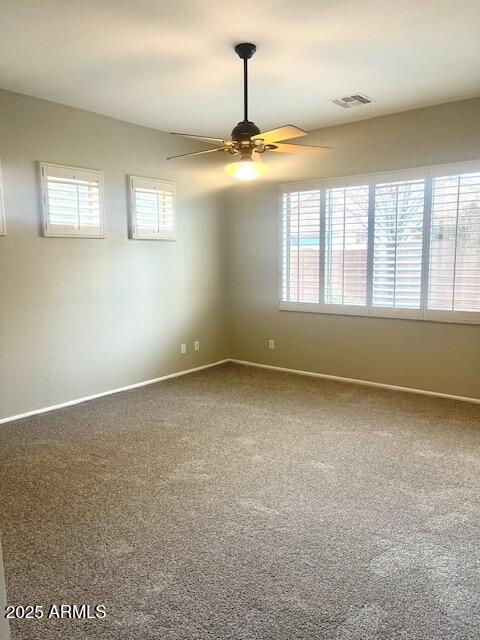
xmin=129 ymin=176 xmax=175 ymax=240
xmin=0 ymin=159 xmax=6 ymax=236
xmin=40 ymin=162 xmax=104 ymax=238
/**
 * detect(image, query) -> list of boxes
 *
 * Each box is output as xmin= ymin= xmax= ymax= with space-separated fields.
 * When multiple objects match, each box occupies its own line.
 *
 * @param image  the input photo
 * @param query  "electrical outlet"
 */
xmin=194 ymin=340 xmax=200 ymax=351
xmin=181 ymin=343 xmax=187 ymax=354
xmin=268 ymin=339 xmax=275 ymax=350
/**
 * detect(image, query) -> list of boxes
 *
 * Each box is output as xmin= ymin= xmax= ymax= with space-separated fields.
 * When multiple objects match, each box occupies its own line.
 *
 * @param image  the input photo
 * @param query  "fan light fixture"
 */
xmin=224 ymin=157 xmax=267 ymax=181
xmin=167 ymin=44 xmax=333 ymax=177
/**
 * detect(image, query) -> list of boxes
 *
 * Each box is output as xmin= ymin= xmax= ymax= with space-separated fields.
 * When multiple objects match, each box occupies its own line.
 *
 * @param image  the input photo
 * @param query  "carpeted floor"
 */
xmin=1 ymin=362 xmax=480 ymax=640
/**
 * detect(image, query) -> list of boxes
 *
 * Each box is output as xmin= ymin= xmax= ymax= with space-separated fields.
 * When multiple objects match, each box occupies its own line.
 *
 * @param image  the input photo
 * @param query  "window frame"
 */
xmin=0 ymin=159 xmax=6 ymax=236
xmin=128 ymin=175 xmax=176 ymax=241
xmin=279 ymin=159 xmax=480 ymax=325
xmin=40 ymin=162 xmax=105 ymax=238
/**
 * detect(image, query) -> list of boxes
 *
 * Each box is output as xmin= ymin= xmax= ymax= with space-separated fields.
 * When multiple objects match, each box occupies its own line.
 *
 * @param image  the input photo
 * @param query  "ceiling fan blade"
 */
xmin=167 ymin=147 xmax=228 ymax=160
xmin=268 ymin=143 xmax=333 ymax=155
xmin=170 ymin=132 xmax=230 ymax=145
xmin=252 ymin=125 xmax=308 ymax=144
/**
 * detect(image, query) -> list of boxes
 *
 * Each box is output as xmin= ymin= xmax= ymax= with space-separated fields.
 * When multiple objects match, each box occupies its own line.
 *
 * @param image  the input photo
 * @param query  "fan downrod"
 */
xmin=232 ymin=42 xmax=260 ymax=142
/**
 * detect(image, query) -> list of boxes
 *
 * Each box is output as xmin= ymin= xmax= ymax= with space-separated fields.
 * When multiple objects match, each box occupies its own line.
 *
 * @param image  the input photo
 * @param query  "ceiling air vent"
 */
xmin=332 ymin=94 xmax=374 ymax=109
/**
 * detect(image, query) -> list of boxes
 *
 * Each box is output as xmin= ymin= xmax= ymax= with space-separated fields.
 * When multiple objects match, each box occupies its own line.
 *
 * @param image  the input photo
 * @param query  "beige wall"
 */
xmin=0 ymin=90 xmax=228 ymax=420
xmin=226 ymin=99 xmax=480 ymax=399
xmin=1 ymin=93 xmax=479 ymax=418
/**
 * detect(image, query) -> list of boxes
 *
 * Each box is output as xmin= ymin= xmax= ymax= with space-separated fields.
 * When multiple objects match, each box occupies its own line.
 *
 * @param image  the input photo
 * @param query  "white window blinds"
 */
xmin=129 ymin=176 xmax=175 ymax=240
xmin=325 ymin=184 xmax=369 ymax=306
xmin=282 ymin=190 xmax=321 ymax=303
xmin=280 ymin=161 xmax=480 ymax=323
xmin=40 ymin=163 xmax=104 ymax=238
xmin=428 ymin=172 xmax=480 ymax=312
xmin=373 ymin=179 xmax=425 ymax=309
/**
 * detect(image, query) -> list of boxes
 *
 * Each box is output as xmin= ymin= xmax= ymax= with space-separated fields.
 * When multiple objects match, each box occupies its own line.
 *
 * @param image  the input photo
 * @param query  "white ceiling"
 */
xmin=0 ymin=0 xmax=479 ymax=137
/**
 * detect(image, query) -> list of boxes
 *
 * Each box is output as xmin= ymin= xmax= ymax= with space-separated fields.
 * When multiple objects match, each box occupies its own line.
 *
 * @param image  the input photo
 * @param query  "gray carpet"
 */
xmin=1 ymin=362 xmax=480 ymax=640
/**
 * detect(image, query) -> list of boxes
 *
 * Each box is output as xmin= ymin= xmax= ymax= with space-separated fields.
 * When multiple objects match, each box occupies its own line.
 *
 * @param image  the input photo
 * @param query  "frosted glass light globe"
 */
xmin=225 ymin=160 xmax=267 ymax=181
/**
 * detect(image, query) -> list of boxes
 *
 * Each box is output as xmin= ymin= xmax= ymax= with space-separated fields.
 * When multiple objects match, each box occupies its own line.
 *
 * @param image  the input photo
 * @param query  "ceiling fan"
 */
xmin=167 ymin=43 xmax=332 ymax=180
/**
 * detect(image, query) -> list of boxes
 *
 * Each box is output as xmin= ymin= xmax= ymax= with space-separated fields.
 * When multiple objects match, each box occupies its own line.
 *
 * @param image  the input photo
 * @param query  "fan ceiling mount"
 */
xmin=167 ymin=43 xmax=333 ymax=180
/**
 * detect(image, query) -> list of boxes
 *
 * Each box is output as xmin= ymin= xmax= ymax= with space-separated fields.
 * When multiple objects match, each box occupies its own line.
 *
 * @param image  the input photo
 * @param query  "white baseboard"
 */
xmin=2 ymin=356 xmax=478 ymax=425
xmin=229 ymin=359 xmax=480 ymax=405
xmin=0 ymin=360 xmax=229 ymax=425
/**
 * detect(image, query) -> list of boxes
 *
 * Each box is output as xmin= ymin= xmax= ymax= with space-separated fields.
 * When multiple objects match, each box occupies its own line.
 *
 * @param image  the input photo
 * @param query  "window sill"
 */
xmin=278 ymin=302 xmax=480 ymax=325
xmin=43 ymin=232 xmax=105 ymax=239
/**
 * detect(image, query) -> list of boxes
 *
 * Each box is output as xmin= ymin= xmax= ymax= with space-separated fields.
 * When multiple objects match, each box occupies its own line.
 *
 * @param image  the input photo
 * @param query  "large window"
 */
xmin=280 ymin=162 xmax=480 ymax=323
xmin=40 ymin=163 xmax=104 ymax=238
